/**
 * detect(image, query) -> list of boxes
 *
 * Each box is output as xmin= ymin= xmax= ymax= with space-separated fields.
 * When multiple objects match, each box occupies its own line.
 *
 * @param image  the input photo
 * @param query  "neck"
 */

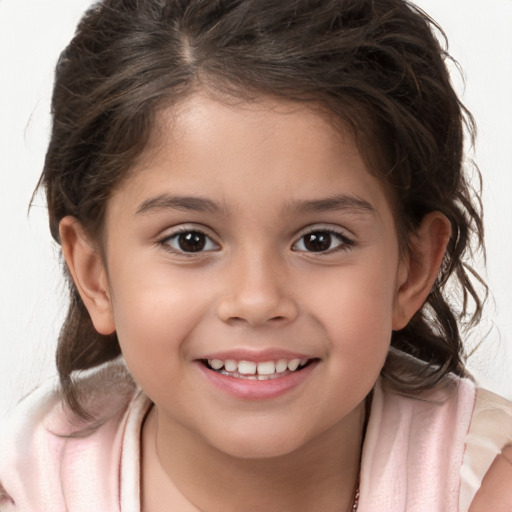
xmin=141 ymin=403 xmax=365 ymax=512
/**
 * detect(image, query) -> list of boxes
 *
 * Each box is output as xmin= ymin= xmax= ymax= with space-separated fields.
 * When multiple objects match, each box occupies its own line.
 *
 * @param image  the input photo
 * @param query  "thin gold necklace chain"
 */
xmin=350 ymin=391 xmax=371 ymax=512
xmin=194 ymin=484 xmax=360 ymax=512
xmin=351 ymin=485 xmax=360 ymax=511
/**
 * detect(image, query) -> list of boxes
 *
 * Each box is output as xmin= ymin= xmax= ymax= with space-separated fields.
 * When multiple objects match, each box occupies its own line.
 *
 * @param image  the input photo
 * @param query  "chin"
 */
xmin=205 ymin=423 xmax=312 ymax=460
xmin=218 ymin=441 xmax=303 ymax=460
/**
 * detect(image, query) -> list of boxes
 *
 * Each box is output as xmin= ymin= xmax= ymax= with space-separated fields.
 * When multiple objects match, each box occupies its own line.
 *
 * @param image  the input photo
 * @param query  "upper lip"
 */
xmin=197 ymin=348 xmax=315 ymax=363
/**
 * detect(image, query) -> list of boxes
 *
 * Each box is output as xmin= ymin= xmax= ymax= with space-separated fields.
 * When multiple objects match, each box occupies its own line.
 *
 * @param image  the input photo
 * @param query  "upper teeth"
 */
xmin=207 ymin=358 xmax=308 ymax=376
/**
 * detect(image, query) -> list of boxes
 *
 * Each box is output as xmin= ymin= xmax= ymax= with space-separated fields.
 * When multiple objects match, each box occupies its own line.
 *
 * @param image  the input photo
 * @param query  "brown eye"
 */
xmin=293 ymin=230 xmax=353 ymax=253
xmin=164 ymin=230 xmax=219 ymax=253
xmin=178 ymin=232 xmax=206 ymax=252
xmin=303 ymin=232 xmax=332 ymax=252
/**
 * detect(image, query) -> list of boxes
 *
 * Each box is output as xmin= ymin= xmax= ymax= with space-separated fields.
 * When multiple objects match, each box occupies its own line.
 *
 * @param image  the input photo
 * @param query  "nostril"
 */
xmin=216 ymin=291 xmax=299 ymax=326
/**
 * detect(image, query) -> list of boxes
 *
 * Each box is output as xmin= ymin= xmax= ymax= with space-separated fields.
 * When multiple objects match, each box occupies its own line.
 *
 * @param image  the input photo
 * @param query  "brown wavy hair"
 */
xmin=38 ymin=0 xmax=485 ymax=417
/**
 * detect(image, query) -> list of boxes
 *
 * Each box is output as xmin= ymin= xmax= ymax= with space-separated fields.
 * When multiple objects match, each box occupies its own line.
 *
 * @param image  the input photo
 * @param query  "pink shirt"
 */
xmin=1 ymin=361 xmax=511 ymax=511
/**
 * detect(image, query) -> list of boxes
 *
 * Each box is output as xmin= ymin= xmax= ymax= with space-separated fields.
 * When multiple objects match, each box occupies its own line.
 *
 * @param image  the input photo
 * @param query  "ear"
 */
xmin=392 ymin=212 xmax=451 ymax=330
xmin=59 ymin=216 xmax=116 ymax=335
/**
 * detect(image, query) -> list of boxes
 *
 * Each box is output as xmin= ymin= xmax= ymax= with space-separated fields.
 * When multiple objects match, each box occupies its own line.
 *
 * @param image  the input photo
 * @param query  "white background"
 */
xmin=1 ymin=0 xmax=511 ymax=417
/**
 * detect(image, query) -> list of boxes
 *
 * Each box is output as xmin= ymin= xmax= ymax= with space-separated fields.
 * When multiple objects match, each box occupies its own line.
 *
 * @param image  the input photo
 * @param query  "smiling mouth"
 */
xmin=202 ymin=358 xmax=316 ymax=381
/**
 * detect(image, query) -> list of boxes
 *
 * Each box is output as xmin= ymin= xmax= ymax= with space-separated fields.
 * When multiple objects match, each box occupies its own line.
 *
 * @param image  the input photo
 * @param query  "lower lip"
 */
xmin=196 ymin=361 xmax=318 ymax=400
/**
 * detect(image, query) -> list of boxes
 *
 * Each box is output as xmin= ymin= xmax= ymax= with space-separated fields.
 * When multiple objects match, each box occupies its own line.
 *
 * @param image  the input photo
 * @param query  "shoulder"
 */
xmin=369 ymin=373 xmax=476 ymax=442
xmin=0 ymin=359 xmax=141 ymax=511
xmin=467 ymin=444 xmax=512 ymax=512
xmin=360 ymin=375 xmax=477 ymax=511
xmin=362 ymin=377 xmax=512 ymax=511
xmin=462 ymin=387 xmax=512 ymax=511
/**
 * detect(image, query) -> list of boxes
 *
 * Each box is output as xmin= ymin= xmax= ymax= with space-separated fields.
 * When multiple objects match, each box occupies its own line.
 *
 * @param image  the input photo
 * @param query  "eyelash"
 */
xmin=292 ymin=228 xmax=355 ymax=254
xmin=158 ymin=226 xmax=354 ymax=256
xmin=158 ymin=228 xmax=220 ymax=256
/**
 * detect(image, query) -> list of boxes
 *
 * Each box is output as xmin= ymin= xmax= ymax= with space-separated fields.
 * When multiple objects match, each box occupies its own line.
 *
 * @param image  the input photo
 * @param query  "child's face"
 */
xmin=94 ymin=94 xmax=411 ymax=457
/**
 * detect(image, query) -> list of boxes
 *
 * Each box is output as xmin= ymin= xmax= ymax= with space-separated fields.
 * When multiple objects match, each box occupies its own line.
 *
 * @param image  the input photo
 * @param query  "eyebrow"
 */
xmin=289 ymin=194 xmax=376 ymax=215
xmin=135 ymin=192 xmax=376 ymax=217
xmin=136 ymin=194 xmax=224 ymax=215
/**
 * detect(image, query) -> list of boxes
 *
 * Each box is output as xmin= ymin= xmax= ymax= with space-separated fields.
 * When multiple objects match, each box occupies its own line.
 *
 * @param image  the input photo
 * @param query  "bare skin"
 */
xmin=141 ymin=403 xmax=364 ymax=512
xmin=61 ymin=94 xmax=450 ymax=512
xmin=469 ymin=444 xmax=512 ymax=512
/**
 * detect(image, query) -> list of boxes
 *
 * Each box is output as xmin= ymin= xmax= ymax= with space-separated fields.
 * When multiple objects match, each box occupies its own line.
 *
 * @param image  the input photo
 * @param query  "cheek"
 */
xmin=107 ymin=264 xmax=211 ymax=362
xmin=307 ymin=265 xmax=397 ymax=331
xmin=303 ymin=261 xmax=397 ymax=369
xmin=109 ymin=278 xmax=209 ymax=403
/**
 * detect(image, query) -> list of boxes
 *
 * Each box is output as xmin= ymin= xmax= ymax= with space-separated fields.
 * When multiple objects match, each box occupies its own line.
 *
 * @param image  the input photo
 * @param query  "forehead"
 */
xmin=147 ymin=94 xmax=352 ymax=165
xmin=110 ymin=93 xmax=392 ymax=223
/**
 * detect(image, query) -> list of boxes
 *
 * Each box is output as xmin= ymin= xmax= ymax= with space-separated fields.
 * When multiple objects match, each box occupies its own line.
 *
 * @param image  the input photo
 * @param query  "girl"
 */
xmin=1 ymin=0 xmax=511 ymax=510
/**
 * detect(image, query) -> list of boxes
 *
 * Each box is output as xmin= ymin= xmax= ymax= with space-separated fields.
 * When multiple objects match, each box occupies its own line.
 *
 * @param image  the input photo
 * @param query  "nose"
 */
xmin=216 ymin=250 xmax=299 ymax=327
